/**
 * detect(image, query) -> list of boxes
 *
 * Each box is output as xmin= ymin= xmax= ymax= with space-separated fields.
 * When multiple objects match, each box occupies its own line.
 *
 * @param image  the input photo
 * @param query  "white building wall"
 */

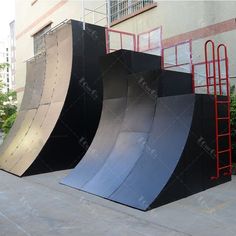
xmin=15 ymin=1 xmax=236 ymax=103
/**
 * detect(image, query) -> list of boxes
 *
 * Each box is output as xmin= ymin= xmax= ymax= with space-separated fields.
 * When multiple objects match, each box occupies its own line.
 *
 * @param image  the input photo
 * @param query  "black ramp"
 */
xmin=62 ymin=50 xmax=230 ymax=210
xmin=110 ymin=94 xmax=194 ymax=210
xmin=60 ymin=52 xmax=130 ymax=188
xmin=82 ymin=74 xmax=156 ymax=196
xmin=62 ymin=98 xmax=126 ymax=187
xmin=61 ymin=50 xmax=161 ymax=189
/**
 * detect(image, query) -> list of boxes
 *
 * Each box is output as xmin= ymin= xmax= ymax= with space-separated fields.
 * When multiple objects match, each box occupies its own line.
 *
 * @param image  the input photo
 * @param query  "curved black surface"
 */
xmin=62 ymin=49 xmax=230 ymax=210
xmin=110 ymin=94 xmax=195 ymax=210
xmin=61 ymin=50 xmax=161 ymax=189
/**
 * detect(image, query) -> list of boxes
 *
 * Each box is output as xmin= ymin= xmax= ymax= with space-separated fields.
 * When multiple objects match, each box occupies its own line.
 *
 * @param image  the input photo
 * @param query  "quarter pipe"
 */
xmin=60 ymin=50 xmax=229 ymax=211
xmin=0 ymin=20 xmax=106 ymax=176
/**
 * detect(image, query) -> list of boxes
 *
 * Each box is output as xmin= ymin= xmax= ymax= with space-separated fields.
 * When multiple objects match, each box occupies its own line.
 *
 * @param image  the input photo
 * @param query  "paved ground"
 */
xmin=0 ymin=170 xmax=236 ymax=236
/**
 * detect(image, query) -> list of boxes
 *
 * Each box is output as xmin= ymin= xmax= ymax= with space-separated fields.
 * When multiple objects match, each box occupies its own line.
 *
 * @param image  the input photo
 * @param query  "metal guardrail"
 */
xmin=110 ymin=0 xmax=154 ymax=23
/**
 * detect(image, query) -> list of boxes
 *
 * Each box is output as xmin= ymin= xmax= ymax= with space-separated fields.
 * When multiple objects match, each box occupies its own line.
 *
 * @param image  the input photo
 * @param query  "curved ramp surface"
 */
xmin=62 ymin=50 xmax=230 ymax=210
xmin=61 ymin=50 xmax=193 ymax=210
xmin=61 ymin=50 xmax=161 ymax=190
xmin=109 ymin=94 xmax=194 ymax=210
xmin=0 ymin=20 xmax=106 ymax=176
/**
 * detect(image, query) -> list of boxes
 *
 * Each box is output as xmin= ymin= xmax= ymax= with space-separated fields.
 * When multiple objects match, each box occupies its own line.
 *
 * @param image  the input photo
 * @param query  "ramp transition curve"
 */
xmin=0 ymin=20 xmax=106 ymax=176
xmin=61 ymin=50 xmax=230 ymax=210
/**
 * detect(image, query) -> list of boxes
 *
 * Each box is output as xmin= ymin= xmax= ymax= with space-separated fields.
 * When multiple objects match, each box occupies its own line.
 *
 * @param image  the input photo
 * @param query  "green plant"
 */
xmin=2 ymin=112 xmax=17 ymax=135
xmin=0 ymin=91 xmax=17 ymax=130
xmin=231 ymin=85 xmax=236 ymax=157
xmin=0 ymin=63 xmax=9 ymax=70
xmin=0 ymin=63 xmax=17 ymax=133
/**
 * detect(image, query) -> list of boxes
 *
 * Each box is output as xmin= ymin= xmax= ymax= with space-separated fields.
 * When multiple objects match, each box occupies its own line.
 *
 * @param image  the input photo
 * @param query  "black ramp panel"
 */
xmin=61 ymin=48 xmax=230 ymax=209
xmin=61 ymin=50 xmax=162 ymax=189
xmin=82 ymin=132 xmax=148 ymax=196
xmin=61 ymin=98 xmax=127 ymax=188
xmin=60 ymin=52 xmax=129 ymax=188
xmin=110 ymin=94 xmax=195 ymax=210
xmin=153 ymin=94 xmax=231 ymax=208
xmin=158 ymin=70 xmax=193 ymax=97
xmin=81 ymin=74 xmax=156 ymax=197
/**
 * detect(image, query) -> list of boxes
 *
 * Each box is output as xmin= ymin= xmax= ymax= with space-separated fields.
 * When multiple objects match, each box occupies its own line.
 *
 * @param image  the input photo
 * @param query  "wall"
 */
xmin=15 ymin=0 xmax=236 ymax=103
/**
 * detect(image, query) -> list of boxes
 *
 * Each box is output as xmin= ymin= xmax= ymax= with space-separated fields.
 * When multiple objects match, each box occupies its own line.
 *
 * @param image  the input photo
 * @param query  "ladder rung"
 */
xmin=220 ymin=78 xmax=227 ymax=81
xmin=217 ymin=117 xmax=229 ymax=120
xmin=218 ymin=149 xmax=230 ymax=154
xmin=207 ymin=76 xmax=215 ymax=79
xmin=218 ymin=133 xmax=230 ymax=137
xmin=217 ymin=101 xmax=229 ymax=104
xmin=194 ymin=85 xmax=208 ymax=88
xmin=219 ymin=165 xmax=231 ymax=170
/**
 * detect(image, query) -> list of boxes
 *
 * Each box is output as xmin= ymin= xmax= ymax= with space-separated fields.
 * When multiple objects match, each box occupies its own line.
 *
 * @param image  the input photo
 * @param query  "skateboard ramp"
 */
xmin=0 ymin=20 xmax=106 ymax=176
xmin=61 ymin=50 xmax=228 ymax=211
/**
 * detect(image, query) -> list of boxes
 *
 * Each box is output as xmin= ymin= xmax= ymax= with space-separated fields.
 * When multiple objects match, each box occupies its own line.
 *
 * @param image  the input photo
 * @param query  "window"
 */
xmin=110 ymin=0 xmax=156 ymax=24
xmin=33 ymin=23 xmax=51 ymax=55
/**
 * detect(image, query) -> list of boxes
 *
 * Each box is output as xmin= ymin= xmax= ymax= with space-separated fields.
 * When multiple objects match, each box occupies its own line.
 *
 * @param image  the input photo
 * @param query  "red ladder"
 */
xmin=205 ymin=40 xmax=232 ymax=180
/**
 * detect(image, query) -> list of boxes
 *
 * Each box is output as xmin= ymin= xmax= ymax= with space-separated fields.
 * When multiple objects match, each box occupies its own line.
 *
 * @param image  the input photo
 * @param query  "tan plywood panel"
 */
xmin=40 ymin=33 xmax=58 ymax=105
xmin=52 ymin=23 xmax=73 ymax=103
xmin=28 ymin=55 xmax=46 ymax=109
xmin=8 ymin=104 xmax=50 ymax=175
xmin=20 ymin=55 xmax=46 ymax=110
xmin=0 ymin=25 xmax=70 ymax=175
xmin=0 ymin=111 xmax=27 ymax=156
xmin=20 ymin=60 xmax=37 ymax=110
xmin=0 ymin=21 xmax=105 ymax=176
xmin=10 ymin=101 xmax=63 ymax=176
xmin=0 ymin=109 xmax=37 ymax=169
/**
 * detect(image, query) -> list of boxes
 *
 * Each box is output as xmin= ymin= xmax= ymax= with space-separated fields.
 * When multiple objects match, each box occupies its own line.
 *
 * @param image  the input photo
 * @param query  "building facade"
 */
xmin=15 ymin=0 xmax=236 ymax=103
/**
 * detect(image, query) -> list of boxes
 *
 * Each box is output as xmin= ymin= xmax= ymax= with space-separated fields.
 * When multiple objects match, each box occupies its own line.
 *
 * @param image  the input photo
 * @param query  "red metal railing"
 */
xmin=105 ymin=28 xmax=136 ymax=54
xmin=137 ymin=27 xmax=162 ymax=55
xmin=105 ymin=27 xmax=162 ymax=56
xmin=161 ymin=40 xmax=192 ymax=72
xmin=191 ymin=58 xmax=227 ymax=94
xmin=193 ymin=40 xmax=232 ymax=180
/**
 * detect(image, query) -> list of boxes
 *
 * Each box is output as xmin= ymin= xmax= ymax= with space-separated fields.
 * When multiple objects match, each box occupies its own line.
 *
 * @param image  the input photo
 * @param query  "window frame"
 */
xmin=31 ymin=22 xmax=52 ymax=55
xmin=109 ymin=0 xmax=157 ymax=26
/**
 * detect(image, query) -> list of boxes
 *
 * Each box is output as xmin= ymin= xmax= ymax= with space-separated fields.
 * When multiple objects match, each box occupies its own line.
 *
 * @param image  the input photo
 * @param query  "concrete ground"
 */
xmin=0 ymin=170 xmax=236 ymax=236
